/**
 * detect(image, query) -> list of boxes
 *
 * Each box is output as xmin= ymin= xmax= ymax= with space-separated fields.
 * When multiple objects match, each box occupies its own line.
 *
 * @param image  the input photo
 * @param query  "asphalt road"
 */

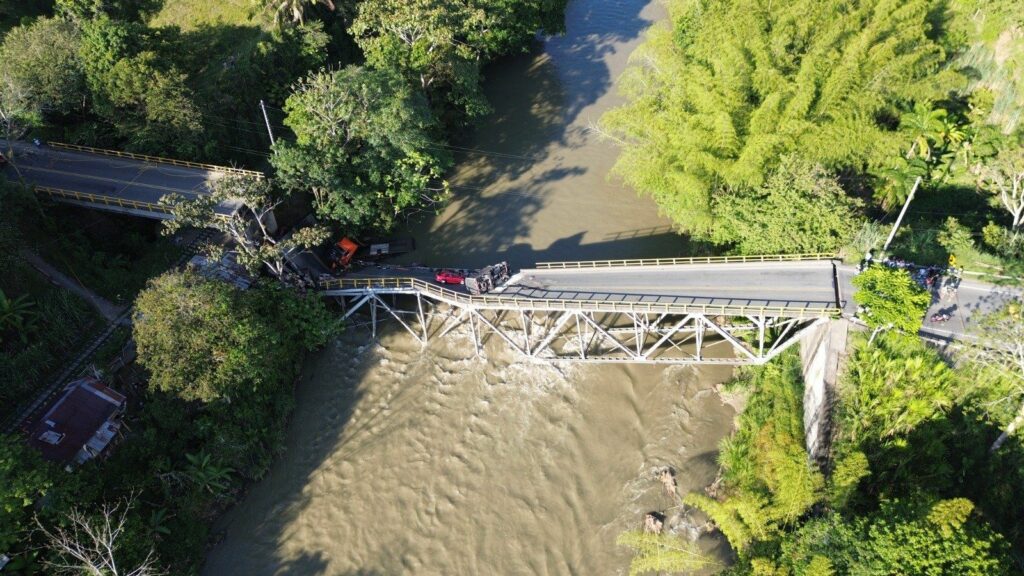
xmin=0 ymin=140 xmax=241 ymax=217
xmin=501 ymin=260 xmax=841 ymax=310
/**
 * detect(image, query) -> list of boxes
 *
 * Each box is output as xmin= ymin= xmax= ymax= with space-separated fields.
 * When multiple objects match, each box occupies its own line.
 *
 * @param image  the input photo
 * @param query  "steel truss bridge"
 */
xmin=320 ymin=256 xmax=843 ymax=365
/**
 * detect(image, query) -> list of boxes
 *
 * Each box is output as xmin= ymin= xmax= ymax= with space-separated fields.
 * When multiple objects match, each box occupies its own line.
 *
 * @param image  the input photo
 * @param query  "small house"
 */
xmin=28 ymin=377 xmax=126 ymax=467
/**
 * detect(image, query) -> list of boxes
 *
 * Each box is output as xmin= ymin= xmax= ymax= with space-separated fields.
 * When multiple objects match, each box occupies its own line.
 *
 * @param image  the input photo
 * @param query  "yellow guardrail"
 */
xmin=35 ymin=186 xmax=173 ymax=215
xmin=49 ymin=142 xmax=264 ymax=178
xmin=535 ymin=253 xmax=837 ymax=269
xmin=319 ymin=277 xmax=840 ymax=318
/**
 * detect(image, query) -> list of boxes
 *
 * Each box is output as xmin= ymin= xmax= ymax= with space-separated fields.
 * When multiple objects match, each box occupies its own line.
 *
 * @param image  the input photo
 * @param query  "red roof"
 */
xmin=28 ymin=377 xmax=126 ymax=464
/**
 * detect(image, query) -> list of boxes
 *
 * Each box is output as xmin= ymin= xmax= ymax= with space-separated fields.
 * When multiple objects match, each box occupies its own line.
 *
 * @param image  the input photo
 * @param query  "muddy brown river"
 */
xmin=203 ymin=1 xmax=736 ymax=574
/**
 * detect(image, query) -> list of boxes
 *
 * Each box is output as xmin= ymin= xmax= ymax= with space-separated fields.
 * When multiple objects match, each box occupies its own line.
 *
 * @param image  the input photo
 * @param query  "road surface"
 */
xmin=0 ymin=140 xmax=242 ymax=219
xmin=502 ymin=260 xmax=839 ymax=310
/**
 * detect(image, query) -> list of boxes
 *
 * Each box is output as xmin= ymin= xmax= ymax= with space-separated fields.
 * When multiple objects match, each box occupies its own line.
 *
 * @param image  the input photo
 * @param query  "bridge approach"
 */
xmin=0 ymin=140 xmax=256 ymax=219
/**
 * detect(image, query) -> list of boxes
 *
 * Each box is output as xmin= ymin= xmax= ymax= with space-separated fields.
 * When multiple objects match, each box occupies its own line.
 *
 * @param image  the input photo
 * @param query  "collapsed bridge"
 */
xmin=321 ymin=256 xmax=846 ymax=365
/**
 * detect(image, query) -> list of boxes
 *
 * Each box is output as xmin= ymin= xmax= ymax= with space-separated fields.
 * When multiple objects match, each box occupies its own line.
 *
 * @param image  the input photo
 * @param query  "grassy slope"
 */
xmin=147 ymin=0 xmax=265 ymax=30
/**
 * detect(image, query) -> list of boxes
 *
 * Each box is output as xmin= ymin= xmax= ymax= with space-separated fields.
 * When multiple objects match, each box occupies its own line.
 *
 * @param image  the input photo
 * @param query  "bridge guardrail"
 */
xmin=534 ymin=253 xmax=837 ymax=270
xmin=319 ymin=277 xmax=841 ymax=318
xmin=49 ymin=142 xmax=264 ymax=178
xmin=36 ymin=186 xmax=174 ymax=215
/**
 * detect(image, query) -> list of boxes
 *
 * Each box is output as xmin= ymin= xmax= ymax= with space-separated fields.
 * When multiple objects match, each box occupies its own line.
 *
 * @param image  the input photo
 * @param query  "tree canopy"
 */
xmin=602 ymin=0 xmax=962 ymax=236
xmin=133 ymin=271 xmax=337 ymax=403
xmin=351 ymin=0 xmax=567 ymax=117
xmin=710 ymin=156 xmax=863 ymax=254
xmin=852 ymin=265 xmax=932 ymax=334
xmin=273 ymin=65 xmax=451 ymax=230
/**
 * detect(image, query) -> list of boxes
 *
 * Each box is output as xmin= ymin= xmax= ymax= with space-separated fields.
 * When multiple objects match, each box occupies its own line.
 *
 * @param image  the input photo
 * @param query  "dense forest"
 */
xmin=606 ymin=0 xmax=1024 ymax=574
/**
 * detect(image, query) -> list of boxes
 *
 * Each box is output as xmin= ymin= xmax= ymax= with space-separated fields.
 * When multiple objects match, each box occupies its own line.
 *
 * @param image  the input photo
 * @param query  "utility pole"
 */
xmin=259 ymin=100 xmax=276 ymax=147
xmin=881 ymin=175 xmax=922 ymax=254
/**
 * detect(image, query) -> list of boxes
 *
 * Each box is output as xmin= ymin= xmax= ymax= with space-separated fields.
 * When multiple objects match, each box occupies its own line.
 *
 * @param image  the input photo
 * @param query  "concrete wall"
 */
xmin=799 ymin=319 xmax=850 ymax=464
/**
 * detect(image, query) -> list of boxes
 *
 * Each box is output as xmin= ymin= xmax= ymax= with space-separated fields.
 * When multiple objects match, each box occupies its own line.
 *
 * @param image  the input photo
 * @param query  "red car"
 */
xmin=435 ymin=269 xmax=465 ymax=285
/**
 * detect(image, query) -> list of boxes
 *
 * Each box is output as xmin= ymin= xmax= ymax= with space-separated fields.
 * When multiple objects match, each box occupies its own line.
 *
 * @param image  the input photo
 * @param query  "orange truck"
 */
xmin=327 ymin=236 xmax=416 ymax=271
xmin=327 ymin=237 xmax=360 ymax=270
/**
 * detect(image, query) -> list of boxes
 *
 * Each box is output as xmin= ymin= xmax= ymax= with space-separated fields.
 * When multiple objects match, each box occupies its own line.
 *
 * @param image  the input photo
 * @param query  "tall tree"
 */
xmin=839 ymin=333 xmax=957 ymax=443
xmin=351 ymin=0 xmax=567 ymax=117
xmin=272 ymin=66 xmax=451 ymax=230
xmin=133 ymin=271 xmax=337 ymax=404
xmin=601 ymin=0 xmax=962 ymax=237
xmin=976 ymin=144 xmax=1024 ymax=230
xmin=259 ymin=0 xmax=336 ymax=27
xmin=161 ymin=175 xmax=329 ymax=280
xmin=0 ymin=17 xmax=84 ymax=155
xmin=710 ymin=156 xmax=863 ymax=254
xmin=38 ymin=496 xmax=163 ymax=576
xmin=852 ymin=265 xmax=932 ymax=336
xmin=962 ymin=301 xmax=1024 ymax=451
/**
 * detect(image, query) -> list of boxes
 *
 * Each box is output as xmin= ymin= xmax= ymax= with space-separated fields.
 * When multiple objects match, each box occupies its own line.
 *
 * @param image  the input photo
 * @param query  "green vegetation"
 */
xmin=851 ymin=265 xmax=932 ymax=334
xmin=352 ymin=0 xmax=568 ymax=119
xmin=710 ymin=156 xmax=863 ymax=255
xmin=1 ymin=0 xmax=572 ymax=573
xmin=0 ymin=183 xmax=103 ymax=414
xmin=682 ymin=353 xmax=825 ymax=554
xmin=134 ymin=270 xmax=338 ymax=404
xmin=0 ymin=272 xmax=337 ymax=573
xmin=272 ymin=65 xmax=452 ymax=230
xmin=603 ymin=0 xmax=1024 ymax=278
xmin=616 ymin=530 xmax=716 ymax=575
xmin=625 ymin=340 xmax=1022 ymax=574
xmin=602 ymin=0 xmax=960 ymax=238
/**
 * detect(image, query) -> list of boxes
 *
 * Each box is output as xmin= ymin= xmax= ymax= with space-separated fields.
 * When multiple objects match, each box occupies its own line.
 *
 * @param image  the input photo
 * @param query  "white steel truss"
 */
xmin=327 ymin=285 xmax=833 ymax=366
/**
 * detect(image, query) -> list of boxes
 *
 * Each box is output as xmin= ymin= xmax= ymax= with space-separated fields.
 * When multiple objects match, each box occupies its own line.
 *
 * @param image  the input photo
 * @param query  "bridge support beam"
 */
xmin=325 ymin=288 xmax=832 ymax=366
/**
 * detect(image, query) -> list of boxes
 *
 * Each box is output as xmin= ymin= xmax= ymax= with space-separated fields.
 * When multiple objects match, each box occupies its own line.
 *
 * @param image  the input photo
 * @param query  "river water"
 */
xmin=203 ymin=1 xmax=736 ymax=574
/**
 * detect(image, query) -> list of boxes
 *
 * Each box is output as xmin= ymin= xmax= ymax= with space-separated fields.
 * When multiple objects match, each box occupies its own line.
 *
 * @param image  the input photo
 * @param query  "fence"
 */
xmin=35 ymin=186 xmax=173 ymax=216
xmin=319 ymin=277 xmax=841 ymax=318
xmin=534 ymin=253 xmax=837 ymax=270
xmin=49 ymin=142 xmax=264 ymax=178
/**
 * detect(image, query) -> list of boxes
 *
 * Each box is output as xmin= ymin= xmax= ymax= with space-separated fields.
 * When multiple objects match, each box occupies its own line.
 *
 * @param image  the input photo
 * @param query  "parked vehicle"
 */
xmin=0 ymin=152 xmax=7 ymax=167
xmin=435 ymin=269 xmax=465 ymax=285
xmin=327 ymin=237 xmax=361 ymax=270
xmin=465 ymin=262 xmax=511 ymax=295
xmin=360 ymin=237 xmax=415 ymax=260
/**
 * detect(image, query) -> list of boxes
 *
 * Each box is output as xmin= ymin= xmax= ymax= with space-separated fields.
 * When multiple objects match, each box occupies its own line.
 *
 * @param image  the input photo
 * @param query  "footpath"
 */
xmin=4 ymin=229 xmax=212 ymax=433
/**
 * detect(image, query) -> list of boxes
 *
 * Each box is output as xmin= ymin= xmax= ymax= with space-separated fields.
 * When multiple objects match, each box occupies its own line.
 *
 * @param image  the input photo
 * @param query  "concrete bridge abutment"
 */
xmin=799 ymin=319 xmax=851 ymax=465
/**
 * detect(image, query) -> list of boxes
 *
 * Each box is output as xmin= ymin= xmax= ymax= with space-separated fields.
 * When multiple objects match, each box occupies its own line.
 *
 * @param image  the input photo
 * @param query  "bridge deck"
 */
xmin=1 ymin=140 xmax=245 ymax=219
xmin=504 ymin=260 xmax=841 ymax=311
xmin=322 ymin=259 xmax=843 ymax=317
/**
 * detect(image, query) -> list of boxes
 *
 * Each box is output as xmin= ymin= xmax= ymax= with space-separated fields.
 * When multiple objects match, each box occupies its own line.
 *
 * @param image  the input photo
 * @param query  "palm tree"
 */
xmin=0 ymin=288 xmax=36 ymax=344
xmin=900 ymin=102 xmax=947 ymax=160
xmin=260 ymin=0 xmax=336 ymax=26
xmin=184 ymin=451 xmax=234 ymax=496
xmin=874 ymin=157 xmax=929 ymax=210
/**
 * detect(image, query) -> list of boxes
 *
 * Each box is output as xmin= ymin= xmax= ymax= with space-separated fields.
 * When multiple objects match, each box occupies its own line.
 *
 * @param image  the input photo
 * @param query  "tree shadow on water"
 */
xmin=200 ymin=329 xmax=415 ymax=575
xmin=399 ymin=0 xmax=661 ymax=267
